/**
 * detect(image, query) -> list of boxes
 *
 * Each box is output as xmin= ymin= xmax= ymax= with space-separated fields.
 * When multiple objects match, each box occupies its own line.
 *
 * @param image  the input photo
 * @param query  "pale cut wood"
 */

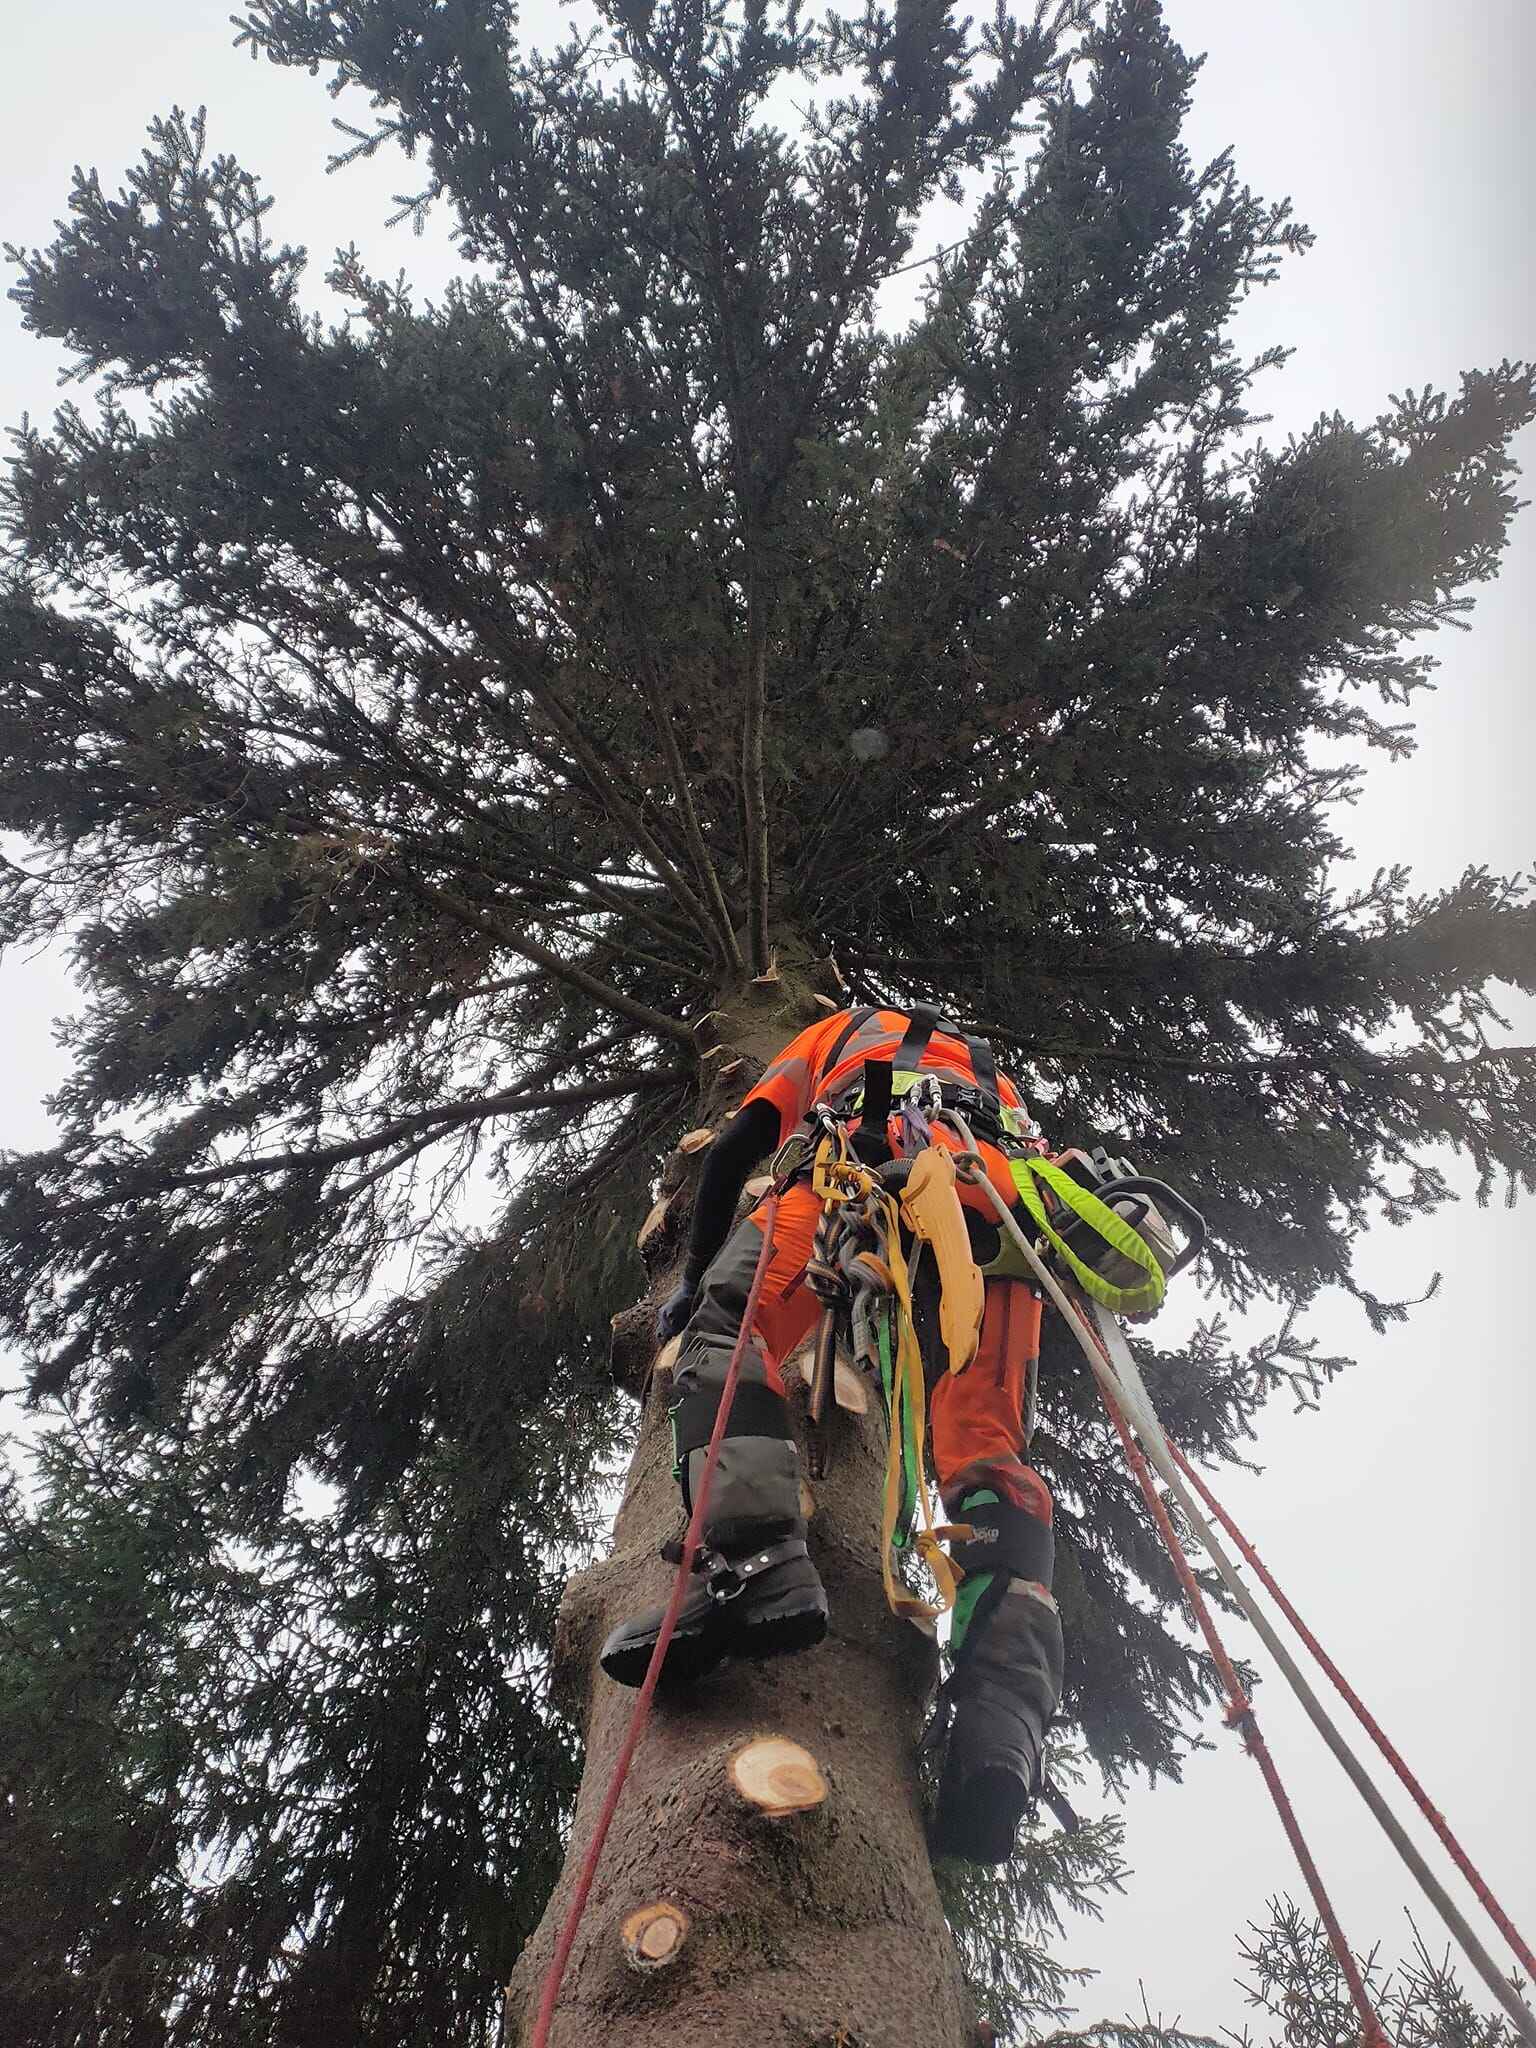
xmin=677 ymin=1127 xmax=716 ymax=1154
xmin=728 ymin=1736 xmax=828 ymax=1816
xmin=782 ymin=1334 xmax=815 ymax=1385
xmin=811 ymin=992 xmax=840 ymax=1011
xmin=718 ymin=1058 xmax=747 ymax=1078
xmin=742 ymin=1173 xmax=772 ymax=1200
xmin=832 ymin=1360 xmax=869 ymax=1415
xmin=652 ymin=1334 xmax=682 ymax=1379
xmin=636 ymin=1194 xmax=674 ymax=1249
xmin=620 ymin=1900 xmax=691 ymax=1972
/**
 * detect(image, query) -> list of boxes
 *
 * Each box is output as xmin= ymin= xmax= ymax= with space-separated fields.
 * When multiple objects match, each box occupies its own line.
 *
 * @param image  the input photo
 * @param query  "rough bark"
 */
xmin=507 ymin=966 xmax=982 ymax=2047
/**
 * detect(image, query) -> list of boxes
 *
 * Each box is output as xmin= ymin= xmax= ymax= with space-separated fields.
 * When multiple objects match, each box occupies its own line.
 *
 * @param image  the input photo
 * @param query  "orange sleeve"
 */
xmin=741 ymin=1012 xmax=846 ymax=1148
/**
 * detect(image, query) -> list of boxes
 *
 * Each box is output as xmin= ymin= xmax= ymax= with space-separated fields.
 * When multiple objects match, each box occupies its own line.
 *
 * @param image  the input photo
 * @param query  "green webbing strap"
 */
xmin=1007 ymin=1155 xmax=1167 ymax=1314
xmin=876 ymin=1306 xmax=920 ymax=1550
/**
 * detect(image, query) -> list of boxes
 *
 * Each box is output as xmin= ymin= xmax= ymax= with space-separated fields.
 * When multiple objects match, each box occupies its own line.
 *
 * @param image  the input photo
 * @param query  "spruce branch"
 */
xmin=157 ymin=1065 xmax=679 ymax=1192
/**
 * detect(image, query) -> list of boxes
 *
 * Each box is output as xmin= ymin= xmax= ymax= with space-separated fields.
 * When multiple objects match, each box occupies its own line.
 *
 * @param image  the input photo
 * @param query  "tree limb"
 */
xmin=160 ymin=1064 xmax=681 ymax=1191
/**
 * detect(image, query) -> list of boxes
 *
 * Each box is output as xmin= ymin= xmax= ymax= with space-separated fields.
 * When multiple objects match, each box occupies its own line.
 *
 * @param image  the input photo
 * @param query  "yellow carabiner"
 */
xmin=811 ymin=1128 xmax=875 ymax=1207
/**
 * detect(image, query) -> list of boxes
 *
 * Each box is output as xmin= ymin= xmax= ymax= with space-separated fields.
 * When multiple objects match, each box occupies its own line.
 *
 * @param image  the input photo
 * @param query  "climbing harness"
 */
xmin=939 ymin=1109 xmax=1536 ymax=2048
xmin=818 ymin=1002 xmax=1033 ymax=1159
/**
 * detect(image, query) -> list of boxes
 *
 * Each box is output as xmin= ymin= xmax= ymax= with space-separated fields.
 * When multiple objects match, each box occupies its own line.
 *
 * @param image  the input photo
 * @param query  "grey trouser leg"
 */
xmin=671 ymin=1214 xmax=802 ymax=1536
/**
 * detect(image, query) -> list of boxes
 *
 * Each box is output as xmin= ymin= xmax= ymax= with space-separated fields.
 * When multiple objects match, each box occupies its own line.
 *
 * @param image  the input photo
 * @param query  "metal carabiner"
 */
xmin=930 ymin=1104 xmax=990 ymax=1186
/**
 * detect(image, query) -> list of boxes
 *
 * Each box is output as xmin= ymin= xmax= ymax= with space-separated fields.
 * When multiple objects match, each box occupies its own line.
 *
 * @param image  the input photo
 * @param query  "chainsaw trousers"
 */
xmin=670 ymin=1172 xmax=1054 ymax=1570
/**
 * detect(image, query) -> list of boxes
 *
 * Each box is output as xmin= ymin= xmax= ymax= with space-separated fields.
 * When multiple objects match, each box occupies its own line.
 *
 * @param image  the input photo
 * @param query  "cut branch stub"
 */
xmin=609 ymin=1300 xmax=656 ymax=1394
xmin=636 ymin=1193 xmax=675 ymax=1250
xmin=677 ymin=1126 xmax=716 ymax=1154
xmin=833 ymin=1360 xmax=869 ymax=1415
xmin=729 ymin=1736 xmax=828 ymax=1816
xmin=691 ymin=1010 xmax=725 ymax=1051
xmin=651 ymin=1333 xmax=682 ymax=1389
xmin=782 ymin=1333 xmax=816 ymax=1385
xmin=620 ymin=1900 xmax=691 ymax=1973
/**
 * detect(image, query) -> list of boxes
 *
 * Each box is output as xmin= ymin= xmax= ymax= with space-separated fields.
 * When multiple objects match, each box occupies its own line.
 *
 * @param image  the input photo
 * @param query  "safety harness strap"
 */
xmin=860 ymin=1002 xmax=941 ymax=1134
xmin=965 ymin=1030 xmax=999 ymax=1097
xmin=823 ymin=1004 xmax=878 ymax=1075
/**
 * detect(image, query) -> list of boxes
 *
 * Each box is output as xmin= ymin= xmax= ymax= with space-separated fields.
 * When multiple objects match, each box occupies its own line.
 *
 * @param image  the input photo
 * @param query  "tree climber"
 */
xmin=601 ymin=1005 xmax=1065 ymax=1867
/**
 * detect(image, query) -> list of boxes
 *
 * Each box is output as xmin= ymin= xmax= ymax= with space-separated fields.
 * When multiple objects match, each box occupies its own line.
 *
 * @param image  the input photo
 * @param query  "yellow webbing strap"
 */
xmin=878 ymin=1209 xmax=963 ymax=1625
xmin=810 ymin=1134 xmax=962 ymax=1624
xmin=1007 ymin=1155 xmax=1166 ymax=1314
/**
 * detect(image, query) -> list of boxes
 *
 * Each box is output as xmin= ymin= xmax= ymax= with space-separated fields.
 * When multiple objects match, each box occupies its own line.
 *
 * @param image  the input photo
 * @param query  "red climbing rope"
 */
xmin=1086 ymin=1345 xmax=1392 ymax=2048
xmin=529 ymin=1191 xmax=782 ymax=2048
xmin=1163 ymin=1434 xmax=1536 ymax=1984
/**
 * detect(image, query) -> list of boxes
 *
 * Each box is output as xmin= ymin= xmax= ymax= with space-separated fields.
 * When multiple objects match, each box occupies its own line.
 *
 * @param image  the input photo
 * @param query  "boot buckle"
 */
xmin=696 ymin=1546 xmax=745 ymax=1602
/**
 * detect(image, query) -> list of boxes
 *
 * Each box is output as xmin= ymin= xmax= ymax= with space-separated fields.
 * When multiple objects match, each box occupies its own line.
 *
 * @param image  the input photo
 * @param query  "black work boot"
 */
xmin=930 ymin=1577 xmax=1064 ymax=1863
xmin=599 ymin=1519 xmax=828 ymax=1688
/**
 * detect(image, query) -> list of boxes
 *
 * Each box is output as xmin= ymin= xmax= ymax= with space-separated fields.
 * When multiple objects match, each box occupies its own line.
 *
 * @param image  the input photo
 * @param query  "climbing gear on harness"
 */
xmin=803 ymin=1131 xmax=970 ymax=1626
xmin=599 ymin=1519 xmax=828 ymax=1688
xmin=945 ymin=1133 xmax=1536 ymax=2048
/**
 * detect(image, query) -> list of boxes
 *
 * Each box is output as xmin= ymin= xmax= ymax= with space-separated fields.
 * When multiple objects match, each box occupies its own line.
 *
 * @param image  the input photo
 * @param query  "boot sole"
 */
xmin=933 ymin=1764 xmax=1030 ymax=1866
xmin=600 ymin=1595 xmax=827 ymax=1690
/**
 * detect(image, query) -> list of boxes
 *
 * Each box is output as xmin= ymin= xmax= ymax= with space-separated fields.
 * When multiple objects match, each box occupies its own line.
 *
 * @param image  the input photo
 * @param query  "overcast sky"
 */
xmin=2 ymin=1 xmax=1533 ymax=2037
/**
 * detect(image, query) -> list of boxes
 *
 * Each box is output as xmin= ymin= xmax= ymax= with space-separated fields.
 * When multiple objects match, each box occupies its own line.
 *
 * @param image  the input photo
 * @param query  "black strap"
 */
xmin=896 ymin=1003 xmax=944 ymax=1070
xmin=965 ymin=1030 xmax=999 ymax=1097
xmin=697 ymin=1533 xmax=809 ymax=1602
xmin=822 ymin=1005 xmax=877 ymax=1077
xmin=862 ymin=1002 xmax=942 ymax=1133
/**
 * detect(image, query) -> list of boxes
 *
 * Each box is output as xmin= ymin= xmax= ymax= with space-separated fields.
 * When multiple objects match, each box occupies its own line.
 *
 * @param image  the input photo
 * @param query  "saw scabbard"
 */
xmin=898 ymin=1145 xmax=984 ymax=1374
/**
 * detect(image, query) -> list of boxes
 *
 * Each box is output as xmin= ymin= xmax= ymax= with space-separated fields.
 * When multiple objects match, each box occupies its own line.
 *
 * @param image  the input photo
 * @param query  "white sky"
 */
xmin=2 ymin=1 xmax=1533 ymax=2036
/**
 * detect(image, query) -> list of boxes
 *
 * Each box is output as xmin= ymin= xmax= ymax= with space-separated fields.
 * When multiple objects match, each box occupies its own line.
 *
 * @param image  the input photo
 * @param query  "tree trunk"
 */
xmin=506 ymin=973 xmax=982 ymax=2047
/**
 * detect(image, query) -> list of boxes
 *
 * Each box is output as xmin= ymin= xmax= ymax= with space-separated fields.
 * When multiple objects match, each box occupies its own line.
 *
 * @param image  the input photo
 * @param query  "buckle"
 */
xmin=697 ymin=1535 xmax=802 ymax=1601
xmin=699 ymin=1549 xmax=744 ymax=1602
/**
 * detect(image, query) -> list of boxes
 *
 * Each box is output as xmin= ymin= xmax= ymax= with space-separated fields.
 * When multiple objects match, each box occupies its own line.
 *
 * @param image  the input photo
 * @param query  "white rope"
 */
xmin=949 ymin=1136 xmax=1536 ymax=2046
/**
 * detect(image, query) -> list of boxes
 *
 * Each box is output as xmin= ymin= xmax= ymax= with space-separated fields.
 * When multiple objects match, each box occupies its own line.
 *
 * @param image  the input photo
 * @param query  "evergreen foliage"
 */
xmin=1 ymin=1 xmax=1532 ymax=2039
xmin=1230 ymin=1900 xmax=1524 ymax=2048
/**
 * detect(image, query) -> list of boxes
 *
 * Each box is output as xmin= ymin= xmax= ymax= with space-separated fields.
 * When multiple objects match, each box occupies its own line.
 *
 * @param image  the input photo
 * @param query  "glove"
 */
xmin=656 ymin=1281 xmax=698 ymax=1343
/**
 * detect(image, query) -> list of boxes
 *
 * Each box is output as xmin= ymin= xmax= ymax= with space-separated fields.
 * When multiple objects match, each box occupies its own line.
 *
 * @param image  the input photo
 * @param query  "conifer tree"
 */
xmin=1 ymin=1 xmax=1532 ymax=2042
xmin=1232 ymin=1899 xmax=1525 ymax=2048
